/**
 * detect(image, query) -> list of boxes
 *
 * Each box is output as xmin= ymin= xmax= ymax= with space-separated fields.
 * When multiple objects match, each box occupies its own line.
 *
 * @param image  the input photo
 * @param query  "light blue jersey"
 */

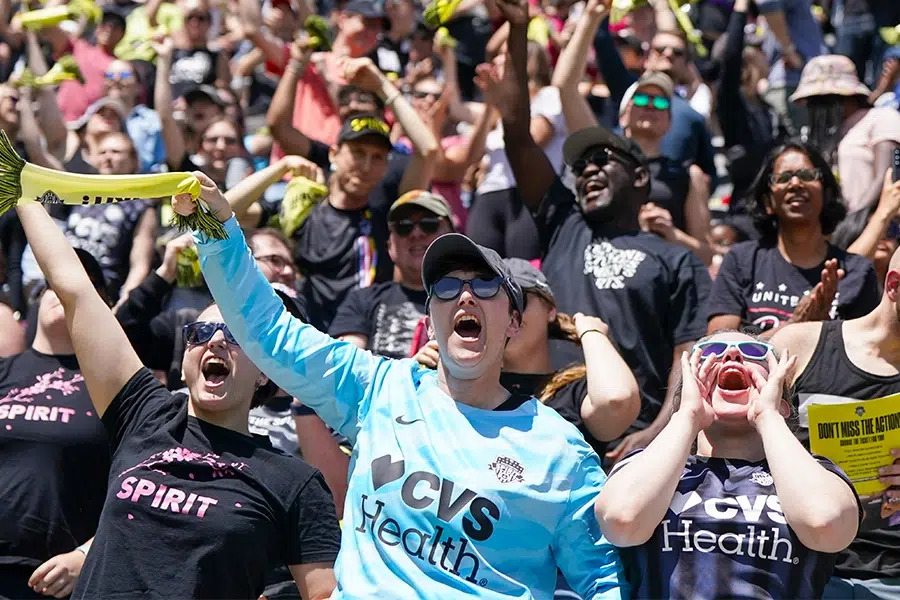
xmin=194 ymin=218 xmax=627 ymax=600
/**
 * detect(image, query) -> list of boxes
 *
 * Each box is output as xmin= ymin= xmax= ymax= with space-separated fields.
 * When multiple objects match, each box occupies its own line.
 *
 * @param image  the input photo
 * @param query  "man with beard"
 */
xmin=492 ymin=0 xmax=711 ymax=466
xmin=770 ymin=248 xmax=900 ymax=599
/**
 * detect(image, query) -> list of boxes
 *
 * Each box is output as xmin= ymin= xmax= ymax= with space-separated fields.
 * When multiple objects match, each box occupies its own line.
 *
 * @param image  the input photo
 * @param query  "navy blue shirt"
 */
xmin=611 ymin=452 xmax=860 ymax=599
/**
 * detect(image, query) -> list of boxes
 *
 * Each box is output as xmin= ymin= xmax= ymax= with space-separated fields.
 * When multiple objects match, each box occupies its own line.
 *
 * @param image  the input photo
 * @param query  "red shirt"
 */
xmin=57 ymin=39 xmax=115 ymax=124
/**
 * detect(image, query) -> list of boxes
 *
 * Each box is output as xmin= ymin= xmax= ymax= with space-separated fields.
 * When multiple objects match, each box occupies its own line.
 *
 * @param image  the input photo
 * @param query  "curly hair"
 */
xmin=746 ymin=140 xmax=846 ymax=241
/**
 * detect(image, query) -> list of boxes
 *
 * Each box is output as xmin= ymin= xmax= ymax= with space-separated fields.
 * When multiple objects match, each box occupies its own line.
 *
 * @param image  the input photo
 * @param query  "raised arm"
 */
xmin=16 ymin=203 xmax=144 ymax=417
xmin=494 ymin=0 xmax=557 ymax=213
xmin=225 ymin=155 xmax=324 ymax=228
xmin=153 ymin=39 xmax=187 ymax=171
xmin=266 ymin=40 xmax=314 ymax=158
xmin=24 ymin=30 xmax=66 ymax=155
xmin=177 ymin=175 xmax=390 ymax=443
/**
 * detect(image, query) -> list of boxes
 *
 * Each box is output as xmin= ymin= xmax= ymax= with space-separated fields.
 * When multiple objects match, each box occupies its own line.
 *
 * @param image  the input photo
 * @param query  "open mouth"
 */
xmin=716 ymin=365 xmax=751 ymax=391
xmin=784 ymin=192 xmax=808 ymax=207
xmin=201 ymin=356 xmax=231 ymax=387
xmin=453 ymin=314 xmax=482 ymax=341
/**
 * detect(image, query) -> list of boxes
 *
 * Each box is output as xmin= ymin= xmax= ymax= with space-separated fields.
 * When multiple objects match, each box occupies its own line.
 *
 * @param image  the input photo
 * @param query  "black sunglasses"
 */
xmin=183 ymin=322 xmax=240 ymax=346
xmin=430 ymin=276 xmax=503 ymax=302
xmin=572 ymin=147 xmax=634 ymax=176
xmin=769 ymin=168 xmax=821 ymax=186
xmin=390 ymin=216 xmax=444 ymax=237
xmin=652 ymin=44 xmax=686 ymax=57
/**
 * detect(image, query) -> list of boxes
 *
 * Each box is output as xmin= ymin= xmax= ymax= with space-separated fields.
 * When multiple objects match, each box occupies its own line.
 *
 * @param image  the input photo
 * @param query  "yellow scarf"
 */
xmin=0 ymin=131 xmax=227 ymax=240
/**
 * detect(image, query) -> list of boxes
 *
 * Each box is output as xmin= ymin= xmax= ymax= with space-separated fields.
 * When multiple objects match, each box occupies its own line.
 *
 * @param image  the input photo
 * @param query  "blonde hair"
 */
xmin=538 ymin=311 xmax=585 ymax=403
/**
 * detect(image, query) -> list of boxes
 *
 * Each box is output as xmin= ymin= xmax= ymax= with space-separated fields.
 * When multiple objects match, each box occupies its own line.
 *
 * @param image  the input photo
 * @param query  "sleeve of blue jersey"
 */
xmin=552 ymin=443 xmax=629 ymax=600
xmin=193 ymin=217 xmax=391 ymax=444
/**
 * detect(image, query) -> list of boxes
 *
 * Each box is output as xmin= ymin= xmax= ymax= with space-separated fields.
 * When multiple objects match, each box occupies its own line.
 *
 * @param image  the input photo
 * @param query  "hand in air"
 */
xmin=790 ymin=259 xmax=843 ymax=323
xmin=573 ymin=312 xmax=609 ymax=339
xmin=746 ymin=349 xmax=796 ymax=429
xmin=28 ymin=550 xmax=85 ymax=599
xmin=280 ymin=155 xmax=325 ymax=184
xmin=172 ymin=171 xmax=232 ymax=224
xmin=675 ymin=348 xmax=717 ymax=432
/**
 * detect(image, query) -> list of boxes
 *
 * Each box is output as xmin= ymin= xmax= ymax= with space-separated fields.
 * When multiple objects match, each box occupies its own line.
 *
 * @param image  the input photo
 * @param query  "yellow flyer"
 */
xmin=809 ymin=393 xmax=900 ymax=530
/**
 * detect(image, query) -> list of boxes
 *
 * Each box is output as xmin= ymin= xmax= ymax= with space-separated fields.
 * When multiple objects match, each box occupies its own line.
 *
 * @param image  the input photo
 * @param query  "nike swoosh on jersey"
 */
xmin=395 ymin=415 xmax=424 ymax=425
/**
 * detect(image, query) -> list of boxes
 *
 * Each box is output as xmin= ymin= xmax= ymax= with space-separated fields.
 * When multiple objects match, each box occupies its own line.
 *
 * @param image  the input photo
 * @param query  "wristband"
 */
xmin=385 ymin=92 xmax=401 ymax=107
xmin=291 ymin=403 xmax=316 ymax=417
xmin=75 ymin=542 xmax=90 ymax=556
xmin=579 ymin=328 xmax=607 ymax=341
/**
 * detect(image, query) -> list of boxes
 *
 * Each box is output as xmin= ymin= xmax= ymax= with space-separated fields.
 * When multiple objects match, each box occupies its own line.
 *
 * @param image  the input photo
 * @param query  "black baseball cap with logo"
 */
xmin=337 ymin=113 xmax=393 ymax=150
xmin=421 ymin=234 xmax=524 ymax=315
xmin=562 ymin=125 xmax=648 ymax=168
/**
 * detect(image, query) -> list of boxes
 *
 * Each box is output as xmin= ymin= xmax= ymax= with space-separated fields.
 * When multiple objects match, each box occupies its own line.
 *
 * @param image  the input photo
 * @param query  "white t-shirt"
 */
xmin=838 ymin=107 xmax=900 ymax=213
xmin=477 ymin=86 xmax=568 ymax=195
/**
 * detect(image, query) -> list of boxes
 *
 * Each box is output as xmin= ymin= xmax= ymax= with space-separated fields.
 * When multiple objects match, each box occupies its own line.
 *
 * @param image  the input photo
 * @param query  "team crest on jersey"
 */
xmin=488 ymin=456 xmax=525 ymax=484
xmin=856 ymin=406 xmax=866 ymax=417
xmin=751 ymin=471 xmax=774 ymax=486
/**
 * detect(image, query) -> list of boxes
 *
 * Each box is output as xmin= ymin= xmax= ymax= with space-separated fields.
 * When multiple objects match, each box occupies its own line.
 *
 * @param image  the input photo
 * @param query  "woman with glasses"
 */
xmin=707 ymin=141 xmax=880 ymax=334
xmin=595 ymin=331 xmax=861 ymax=598
xmin=620 ymin=72 xmax=712 ymax=265
xmin=16 ymin=202 xmax=340 ymax=599
xmin=173 ymin=175 xmax=627 ymax=598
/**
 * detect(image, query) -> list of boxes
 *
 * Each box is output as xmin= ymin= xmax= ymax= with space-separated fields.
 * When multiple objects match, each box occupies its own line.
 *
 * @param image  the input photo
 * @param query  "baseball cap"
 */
xmin=66 ymin=97 xmax=127 ymax=131
xmin=421 ymin=234 xmax=524 ymax=315
xmin=562 ymin=125 xmax=647 ymax=168
xmin=337 ymin=113 xmax=392 ymax=150
xmin=182 ymin=84 xmax=228 ymax=108
xmin=504 ymin=258 xmax=554 ymax=307
xmin=634 ymin=71 xmax=674 ymax=99
xmin=388 ymin=190 xmax=453 ymax=221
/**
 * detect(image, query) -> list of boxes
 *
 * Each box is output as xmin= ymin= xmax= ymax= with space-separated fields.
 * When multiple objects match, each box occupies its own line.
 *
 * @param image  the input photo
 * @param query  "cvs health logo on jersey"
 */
xmin=661 ymin=492 xmax=799 ymax=564
xmin=354 ymin=454 xmax=500 ymax=587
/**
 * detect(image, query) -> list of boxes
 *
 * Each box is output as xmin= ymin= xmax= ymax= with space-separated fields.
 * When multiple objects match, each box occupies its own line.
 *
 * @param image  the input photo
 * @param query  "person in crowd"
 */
xmin=621 ymin=71 xmax=712 ymax=264
xmin=708 ymin=219 xmax=748 ymax=280
xmin=595 ymin=332 xmax=862 ymax=598
xmin=496 ymin=0 xmax=711 ymax=466
xmin=468 ymin=40 xmax=567 ymax=260
xmin=792 ymin=54 xmax=900 ymax=213
xmin=0 ymin=250 xmax=110 ymax=600
xmin=64 ymin=133 xmax=157 ymax=306
xmin=330 ymin=190 xmax=455 ymax=359
xmin=707 ymin=141 xmax=880 ymax=334
xmin=771 ymin=247 xmax=900 ymax=599
xmin=591 ymin=0 xmax=717 ymax=182
xmin=755 ymin=0 xmax=823 ymax=135
xmin=168 ymin=0 xmax=229 ymax=101
xmin=17 ymin=201 xmax=341 ymax=599
xmin=63 ymin=98 xmax=127 ymax=175
xmin=175 ymin=173 xmax=629 ymax=598
xmin=715 ymin=0 xmax=782 ymax=216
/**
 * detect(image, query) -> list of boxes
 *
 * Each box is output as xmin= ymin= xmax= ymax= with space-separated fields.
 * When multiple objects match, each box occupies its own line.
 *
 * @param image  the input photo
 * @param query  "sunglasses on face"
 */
xmin=390 ymin=216 xmax=444 ymax=237
xmin=203 ymin=135 xmax=239 ymax=145
xmin=769 ymin=168 xmax=821 ymax=186
xmin=430 ymin=276 xmax=504 ymax=302
xmin=632 ymin=92 xmax=670 ymax=111
xmin=693 ymin=340 xmax=773 ymax=361
xmin=652 ymin=45 xmax=685 ymax=57
xmin=187 ymin=12 xmax=210 ymax=22
xmin=410 ymin=90 xmax=441 ymax=100
xmin=255 ymin=254 xmax=292 ymax=271
xmin=104 ymin=71 xmax=133 ymax=81
xmin=572 ymin=148 xmax=634 ymax=177
xmin=184 ymin=321 xmax=240 ymax=346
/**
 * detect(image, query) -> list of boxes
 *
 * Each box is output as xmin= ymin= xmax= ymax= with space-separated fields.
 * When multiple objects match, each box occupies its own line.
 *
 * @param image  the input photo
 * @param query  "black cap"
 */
xmin=343 ymin=0 xmax=387 ymax=20
xmin=562 ymin=125 xmax=647 ymax=168
xmin=74 ymin=249 xmax=112 ymax=306
xmin=421 ymin=234 xmax=524 ymax=315
xmin=182 ymin=84 xmax=228 ymax=108
xmin=503 ymin=258 xmax=554 ymax=306
xmin=337 ymin=113 xmax=392 ymax=150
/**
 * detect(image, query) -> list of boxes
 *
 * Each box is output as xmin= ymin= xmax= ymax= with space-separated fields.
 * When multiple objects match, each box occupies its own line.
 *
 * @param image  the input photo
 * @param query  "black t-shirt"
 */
xmin=648 ymin=156 xmax=690 ymax=233
xmin=170 ymin=48 xmax=219 ymax=99
xmin=707 ymin=241 xmax=880 ymax=332
xmin=500 ymin=372 xmax=609 ymax=458
xmin=535 ymin=178 xmax=711 ymax=432
xmin=611 ymin=451 xmax=860 ymax=599
xmin=292 ymin=200 xmax=392 ymax=332
xmin=328 ymin=281 xmax=427 ymax=359
xmin=0 ymin=350 xmax=109 ymax=568
xmin=72 ymin=368 xmax=341 ymax=599
xmin=64 ymin=149 xmax=98 ymax=175
xmin=368 ymin=36 xmax=407 ymax=80
xmin=793 ymin=320 xmax=900 ymax=580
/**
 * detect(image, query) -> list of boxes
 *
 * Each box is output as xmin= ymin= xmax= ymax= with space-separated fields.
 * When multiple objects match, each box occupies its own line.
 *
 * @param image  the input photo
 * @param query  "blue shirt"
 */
xmin=194 ymin=217 xmax=627 ymax=600
xmin=756 ymin=0 xmax=824 ymax=88
xmin=126 ymin=105 xmax=166 ymax=174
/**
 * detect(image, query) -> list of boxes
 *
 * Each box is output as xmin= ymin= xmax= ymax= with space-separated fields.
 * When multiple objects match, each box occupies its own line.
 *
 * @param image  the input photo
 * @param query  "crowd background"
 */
xmin=1 ymin=0 xmax=900 ymax=596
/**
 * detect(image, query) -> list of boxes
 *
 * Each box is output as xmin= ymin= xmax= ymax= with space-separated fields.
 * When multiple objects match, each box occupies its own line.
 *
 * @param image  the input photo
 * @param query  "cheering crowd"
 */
xmin=1 ymin=0 xmax=900 ymax=597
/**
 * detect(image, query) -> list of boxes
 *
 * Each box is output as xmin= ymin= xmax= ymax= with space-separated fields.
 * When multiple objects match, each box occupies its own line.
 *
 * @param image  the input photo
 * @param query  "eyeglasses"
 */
xmin=186 ymin=12 xmax=210 ymax=22
xmin=632 ymin=92 xmax=670 ymax=111
xmin=183 ymin=321 xmax=240 ymax=346
xmin=410 ymin=90 xmax=441 ymax=100
xmin=693 ymin=340 xmax=772 ymax=361
xmin=571 ymin=147 xmax=634 ymax=177
xmin=430 ymin=276 xmax=504 ymax=302
xmin=652 ymin=45 xmax=686 ymax=57
xmin=769 ymin=168 xmax=821 ymax=186
xmin=104 ymin=71 xmax=133 ymax=81
xmin=202 ymin=135 xmax=240 ymax=145
xmin=255 ymin=254 xmax=293 ymax=271
xmin=390 ymin=216 xmax=444 ymax=237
